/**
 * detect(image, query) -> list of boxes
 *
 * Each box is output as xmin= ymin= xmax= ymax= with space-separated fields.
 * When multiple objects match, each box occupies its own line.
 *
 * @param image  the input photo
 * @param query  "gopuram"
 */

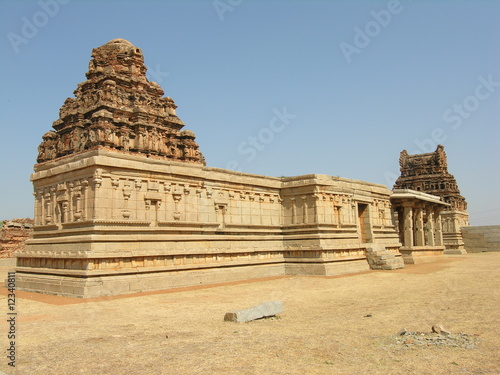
xmin=16 ymin=39 xmax=453 ymax=297
xmin=394 ymin=145 xmax=469 ymax=253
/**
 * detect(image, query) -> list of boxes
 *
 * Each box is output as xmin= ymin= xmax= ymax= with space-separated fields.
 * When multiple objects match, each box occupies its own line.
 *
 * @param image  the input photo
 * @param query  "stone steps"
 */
xmin=365 ymin=245 xmax=405 ymax=270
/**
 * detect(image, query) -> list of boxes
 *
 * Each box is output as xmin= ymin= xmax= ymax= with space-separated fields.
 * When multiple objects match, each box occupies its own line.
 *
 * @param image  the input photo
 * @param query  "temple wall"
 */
xmin=17 ymin=149 xmax=402 ymax=297
xmin=461 ymin=225 xmax=500 ymax=253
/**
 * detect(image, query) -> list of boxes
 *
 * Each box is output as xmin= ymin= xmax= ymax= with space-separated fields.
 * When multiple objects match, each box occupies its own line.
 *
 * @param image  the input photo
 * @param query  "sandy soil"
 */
xmin=0 ymin=253 xmax=499 ymax=375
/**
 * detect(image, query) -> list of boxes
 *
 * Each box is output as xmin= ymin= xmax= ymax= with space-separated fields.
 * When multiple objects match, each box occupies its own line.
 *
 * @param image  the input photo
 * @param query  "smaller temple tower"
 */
xmin=394 ymin=145 xmax=468 ymax=253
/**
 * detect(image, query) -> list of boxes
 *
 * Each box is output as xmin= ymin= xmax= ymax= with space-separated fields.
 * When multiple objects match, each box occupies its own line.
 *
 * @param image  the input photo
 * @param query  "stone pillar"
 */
xmin=301 ymin=196 xmax=307 ymax=224
xmin=258 ymin=195 xmax=265 ymax=225
xmin=414 ymin=205 xmax=425 ymax=246
xmin=68 ymin=182 xmax=74 ymax=221
xmin=332 ymin=199 xmax=342 ymax=226
xmin=290 ymin=197 xmax=296 ymax=224
xmin=82 ymin=180 xmax=89 ymax=221
xmin=425 ymin=207 xmax=435 ymax=246
xmin=402 ymin=203 xmax=413 ymax=247
xmin=312 ymin=194 xmax=319 ymax=223
xmin=173 ymin=193 xmax=182 ymax=221
xmin=434 ymin=209 xmax=443 ymax=246
xmin=61 ymin=201 xmax=69 ymax=223
xmin=39 ymin=190 xmax=46 ymax=226
xmin=34 ymin=191 xmax=41 ymax=226
xmin=44 ymin=191 xmax=51 ymax=224
xmin=50 ymin=187 xmax=56 ymax=223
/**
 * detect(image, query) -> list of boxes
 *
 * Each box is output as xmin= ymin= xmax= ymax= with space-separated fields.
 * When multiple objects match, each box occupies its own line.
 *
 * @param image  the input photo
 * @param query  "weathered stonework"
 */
xmin=390 ymin=190 xmax=448 ymax=264
xmin=1 ymin=219 xmax=33 ymax=258
xmin=224 ymin=301 xmax=284 ymax=322
xmin=16 ymin=39 xmax=450 ymax=297
xmin=394 ymin=145 xmax=468 ymax=253
xmin=36 ymin=39 xmax=205 ymax=166
xmin=20 ymin=147 xmax=403 ymax=297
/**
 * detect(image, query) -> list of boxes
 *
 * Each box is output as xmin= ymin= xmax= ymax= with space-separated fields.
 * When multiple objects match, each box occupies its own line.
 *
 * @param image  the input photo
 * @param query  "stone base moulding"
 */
xmin=15 ymin=263 xmax=286 ymax=298
xmin=399 ymin=246 xmax=446 ymax=265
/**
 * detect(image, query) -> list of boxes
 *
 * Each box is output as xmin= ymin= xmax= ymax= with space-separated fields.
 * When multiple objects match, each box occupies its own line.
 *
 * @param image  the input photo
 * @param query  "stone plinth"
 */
xmin=399 ymin=246 xmax=447 ymax=264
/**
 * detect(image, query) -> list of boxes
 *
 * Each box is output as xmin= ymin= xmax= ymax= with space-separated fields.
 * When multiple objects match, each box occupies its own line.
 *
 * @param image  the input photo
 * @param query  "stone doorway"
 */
xmin=357 ymin=203 xmax=373 ymax=243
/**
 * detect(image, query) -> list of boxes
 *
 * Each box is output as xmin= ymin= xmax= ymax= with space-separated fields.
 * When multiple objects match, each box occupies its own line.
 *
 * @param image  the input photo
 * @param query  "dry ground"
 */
xmin=0 ymin=253 xmax=499 ymax=375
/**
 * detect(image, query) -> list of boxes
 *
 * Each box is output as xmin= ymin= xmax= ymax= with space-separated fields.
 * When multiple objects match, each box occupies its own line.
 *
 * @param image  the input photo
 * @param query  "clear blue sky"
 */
xmin=1 ymin=0 xmax=499 ymax=225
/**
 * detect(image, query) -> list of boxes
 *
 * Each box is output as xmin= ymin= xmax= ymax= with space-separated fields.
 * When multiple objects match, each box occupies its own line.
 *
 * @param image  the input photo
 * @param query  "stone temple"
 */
xmin=16 ymin=39 xmax=463 ymax=297
xmin=394 ymin=145 xmax=469 ymax=253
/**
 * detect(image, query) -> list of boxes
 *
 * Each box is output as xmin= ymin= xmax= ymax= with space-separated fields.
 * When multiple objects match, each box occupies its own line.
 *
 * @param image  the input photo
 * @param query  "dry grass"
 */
xmin=0 ymin=253 xmax=499 ymax=374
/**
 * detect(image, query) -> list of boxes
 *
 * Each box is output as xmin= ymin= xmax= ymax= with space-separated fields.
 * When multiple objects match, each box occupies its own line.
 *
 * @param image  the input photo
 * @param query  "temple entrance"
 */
xmin=357 ymin=203 xmax=373 ymax=243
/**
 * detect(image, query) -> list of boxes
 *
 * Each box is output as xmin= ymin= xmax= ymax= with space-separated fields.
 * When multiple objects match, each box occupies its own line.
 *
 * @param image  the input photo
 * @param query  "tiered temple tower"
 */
xmin=394 ymin=145 xmax=468 ymax=252
xmin=37 ymin=38 xmax=205 ymax=165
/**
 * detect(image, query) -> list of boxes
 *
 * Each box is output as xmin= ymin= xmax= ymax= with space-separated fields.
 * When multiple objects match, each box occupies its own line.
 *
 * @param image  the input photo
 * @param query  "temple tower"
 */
xmin=394 ymin=145 xmax=468 ymax=253
xmin=37 ymin=38 xmax=205 ymax=165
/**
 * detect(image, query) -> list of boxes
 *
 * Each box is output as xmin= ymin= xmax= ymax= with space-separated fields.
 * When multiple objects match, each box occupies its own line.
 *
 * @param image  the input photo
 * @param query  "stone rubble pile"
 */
xmin=395 ymin=327 xmax=479 ymax=349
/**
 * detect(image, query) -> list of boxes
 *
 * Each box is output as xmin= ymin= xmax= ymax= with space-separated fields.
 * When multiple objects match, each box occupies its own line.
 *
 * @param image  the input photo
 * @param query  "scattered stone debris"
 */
xmin=224 ymin=301 xmax=283 ymax=323
xmin=395 ymin=326 xmax=479 ymax=349
xmin=431 ymin=324 xmax=451 ymax=335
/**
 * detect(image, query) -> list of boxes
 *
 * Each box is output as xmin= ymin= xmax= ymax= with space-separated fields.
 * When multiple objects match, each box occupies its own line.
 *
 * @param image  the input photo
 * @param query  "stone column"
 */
xmin=312 ymin=194 xmax=319 ymax=224
xmin=50 ymin=187 xmax=56 ymax=223
xmin=39 ymin=190 xmax=46 ymax=226
xmin=425 ymin=206 xmax=435 ymax=246
xmin=290 ymin=197 xmax=296 ymax=224
xmin=44 ymin=191 xmax=51 ymax=224
xmin=62 ymin=201 xmax=69 ymax=223
xmin=82 ymin=180 xmax=89 ymax=221
xmin=414 ymin=205 xmax=425 ymax=246
xmin=434 ymin=208 xmax=444 ymax=246
xmin=402 ymin=203 xmax=413 ymax=247
xmin=173 ymin=193 xmax=182 ymax=221
xmin=301 ymin=196 xmax=308 ymax=224
xmin=337 ymin=206 xmax=343 ymax=226
xmin=92 ymin=172 xmax=103 ymax=219
xmin=34 ymin=191 xmax=41 ymax=226
xmin=68 ymin=182 xmax=74 ymax=222
xmin=258 ymin=195 xmax=265 ymax=225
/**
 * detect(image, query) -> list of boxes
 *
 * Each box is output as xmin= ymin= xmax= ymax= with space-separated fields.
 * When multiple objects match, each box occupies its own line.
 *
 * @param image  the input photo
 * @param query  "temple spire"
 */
xmin=37 ymin=38 xmax=205 ymax=165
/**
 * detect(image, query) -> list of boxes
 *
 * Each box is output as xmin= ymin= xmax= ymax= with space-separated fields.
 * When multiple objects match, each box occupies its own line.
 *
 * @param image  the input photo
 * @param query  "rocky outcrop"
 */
xmin=0 ymin=219 xmax=33 ymax=258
